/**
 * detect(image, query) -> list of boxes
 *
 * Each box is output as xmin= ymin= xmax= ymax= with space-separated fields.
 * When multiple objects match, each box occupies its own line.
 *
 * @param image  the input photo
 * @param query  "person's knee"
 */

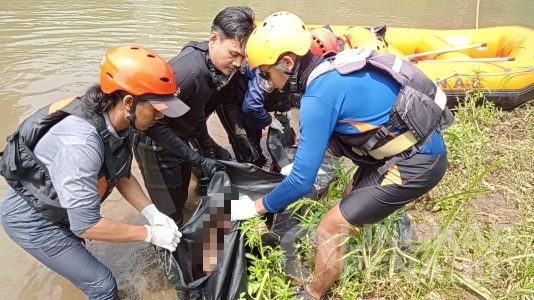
xmin=88 ymin=269 xmax=118 ymax=300
xmin=317 ymin=205 xmax=350 ymax=243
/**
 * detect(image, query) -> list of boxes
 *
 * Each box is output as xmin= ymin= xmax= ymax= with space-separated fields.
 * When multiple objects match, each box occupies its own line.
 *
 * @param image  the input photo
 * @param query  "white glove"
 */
xmin=144 ymin=225 xmax=182 ymax=252
xmin=280 ymin=163 xmax=293 ymax=176
xmin=280 ymin=163 xmax=326 ymax=177
xmin=231 ymin=195 xmax=259 ymax=221
xmin=141 ymin=204 xmax=178 ymax=230
xmin=269 ymin=117 xmax=284 ymax=133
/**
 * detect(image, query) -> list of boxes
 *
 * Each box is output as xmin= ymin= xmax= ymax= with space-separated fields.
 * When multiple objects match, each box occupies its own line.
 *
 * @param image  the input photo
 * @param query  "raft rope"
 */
xmin=424 ymin=57 xmax=515 ymax=63
xmin=434 ymin=66 xmax=534 ymax=84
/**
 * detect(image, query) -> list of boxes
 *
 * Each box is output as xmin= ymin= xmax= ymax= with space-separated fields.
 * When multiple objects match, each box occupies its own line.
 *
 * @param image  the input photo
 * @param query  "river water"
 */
xmin=0 ymin=1 xmax=532 ymax=299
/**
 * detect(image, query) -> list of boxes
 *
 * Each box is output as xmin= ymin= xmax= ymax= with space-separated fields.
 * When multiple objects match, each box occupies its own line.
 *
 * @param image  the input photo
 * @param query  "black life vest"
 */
xmin=307 ymin=48 xmax=454 ymax=170
xmin=0 ymin=96 xmax=132 ymax=225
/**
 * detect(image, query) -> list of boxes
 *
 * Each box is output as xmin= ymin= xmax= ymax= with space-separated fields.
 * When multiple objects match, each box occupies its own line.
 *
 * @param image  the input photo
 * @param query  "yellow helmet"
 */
xmin=246 ymin=11 xmax=312 ymax=69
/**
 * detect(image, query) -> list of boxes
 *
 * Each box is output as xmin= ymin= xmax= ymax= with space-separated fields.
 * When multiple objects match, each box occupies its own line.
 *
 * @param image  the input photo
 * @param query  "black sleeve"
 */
xmin=144 ymin=122 xmax=202 ymax=165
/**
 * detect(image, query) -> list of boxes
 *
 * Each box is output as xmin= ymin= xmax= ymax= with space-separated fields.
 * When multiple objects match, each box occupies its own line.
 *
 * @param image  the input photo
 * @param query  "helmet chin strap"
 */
xmin=126 ymin=98 xmax=139 ymax=131
xmin=288 ymin=61 xmax=300 ymax=93
xmin=279 ymin=57 xmax=301 ymax=94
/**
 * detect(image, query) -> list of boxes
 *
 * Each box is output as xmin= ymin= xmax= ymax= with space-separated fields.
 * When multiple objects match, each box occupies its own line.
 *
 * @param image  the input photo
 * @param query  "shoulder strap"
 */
xmin=61 ymin=97 xmax=119 ymax=182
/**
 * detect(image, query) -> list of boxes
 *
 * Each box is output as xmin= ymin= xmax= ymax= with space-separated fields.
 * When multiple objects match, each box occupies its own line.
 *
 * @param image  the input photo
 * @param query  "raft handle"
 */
xmin=408 ymin=42 xmax=488 ymax=61
xmin=420 ymin=57 xmax=515 ymax=63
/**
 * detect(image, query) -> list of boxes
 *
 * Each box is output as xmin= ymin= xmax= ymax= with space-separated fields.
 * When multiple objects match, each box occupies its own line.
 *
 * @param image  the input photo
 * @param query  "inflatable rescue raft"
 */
xmin=323 ymin=25 xmax=534 ymax=109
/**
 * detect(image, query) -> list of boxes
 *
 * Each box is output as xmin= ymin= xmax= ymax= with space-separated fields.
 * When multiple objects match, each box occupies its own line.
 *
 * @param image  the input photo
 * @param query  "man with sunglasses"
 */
xmin=231 ymin=11 xmax=450 ymax=299
xmin=132 ymin=6 xmax=256 ymax=226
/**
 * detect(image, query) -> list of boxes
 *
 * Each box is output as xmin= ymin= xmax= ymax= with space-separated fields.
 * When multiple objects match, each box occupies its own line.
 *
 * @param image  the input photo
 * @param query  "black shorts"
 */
xmin=339 ymin=153 xmax=448 ymax=226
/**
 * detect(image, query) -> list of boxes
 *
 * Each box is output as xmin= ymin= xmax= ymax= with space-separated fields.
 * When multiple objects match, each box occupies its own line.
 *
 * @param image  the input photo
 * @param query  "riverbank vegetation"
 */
xmin=240 ymin=90 xmax=534 ymax=299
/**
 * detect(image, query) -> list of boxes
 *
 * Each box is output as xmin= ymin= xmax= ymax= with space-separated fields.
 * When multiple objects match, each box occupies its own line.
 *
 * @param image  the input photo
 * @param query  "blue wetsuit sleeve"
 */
xmin=263 ymin=96 xmax=339 ymax=212
xmin=242 ymin=68 xmax=272 ymax=128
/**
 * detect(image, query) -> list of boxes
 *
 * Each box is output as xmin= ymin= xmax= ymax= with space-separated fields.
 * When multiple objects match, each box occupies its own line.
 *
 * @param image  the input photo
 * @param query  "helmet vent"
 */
xmin=147 ymin=54 xmax=156 ymax=58
xmin=160 ymin=77 xmax=170 ymax=82
xmin=106 ymin=72 xmax=113 ymax=79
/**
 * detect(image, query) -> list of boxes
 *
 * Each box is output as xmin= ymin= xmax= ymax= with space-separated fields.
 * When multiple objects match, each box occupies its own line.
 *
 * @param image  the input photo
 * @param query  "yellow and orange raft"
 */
xmin=321 ymin=25 xmax=534 ymax=109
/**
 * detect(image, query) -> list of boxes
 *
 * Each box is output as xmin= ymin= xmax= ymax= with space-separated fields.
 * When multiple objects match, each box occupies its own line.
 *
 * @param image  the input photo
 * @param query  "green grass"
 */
xmin=240 ymin=89 xmax=534 ymax=299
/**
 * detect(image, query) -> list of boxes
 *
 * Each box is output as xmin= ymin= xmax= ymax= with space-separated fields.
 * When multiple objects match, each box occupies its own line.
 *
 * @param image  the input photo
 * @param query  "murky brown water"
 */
xmin=0 ymin=0 xmax=532 ymax=299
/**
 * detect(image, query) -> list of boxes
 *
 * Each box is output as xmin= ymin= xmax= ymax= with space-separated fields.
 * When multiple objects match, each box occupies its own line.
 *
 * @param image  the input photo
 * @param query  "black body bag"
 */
xmin=157 ymin=115 xmax=338 ymax=299
xmin=156 ymin=162 xmax=285 ymax=300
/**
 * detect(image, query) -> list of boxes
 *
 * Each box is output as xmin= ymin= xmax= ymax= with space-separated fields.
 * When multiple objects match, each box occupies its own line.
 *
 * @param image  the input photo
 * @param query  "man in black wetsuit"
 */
xmin=133 ymin=6 xmax=255 ymax=225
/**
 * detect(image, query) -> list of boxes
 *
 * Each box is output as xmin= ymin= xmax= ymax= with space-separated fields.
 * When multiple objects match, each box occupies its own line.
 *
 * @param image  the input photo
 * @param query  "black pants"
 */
xmin=133 ymin=135 xmax=192 ymax=225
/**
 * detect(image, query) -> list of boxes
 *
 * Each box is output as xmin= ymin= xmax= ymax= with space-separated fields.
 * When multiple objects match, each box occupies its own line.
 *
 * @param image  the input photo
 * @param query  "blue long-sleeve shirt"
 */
xmin=242 ymin=67 xmax=272 ymax=128
xmin=262 ymin=62 xmax=446 ymax=213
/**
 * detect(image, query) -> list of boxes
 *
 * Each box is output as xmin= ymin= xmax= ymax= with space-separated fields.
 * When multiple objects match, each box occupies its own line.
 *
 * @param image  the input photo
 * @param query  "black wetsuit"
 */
xmin=133 ymin=41 xmax=252 ymax=224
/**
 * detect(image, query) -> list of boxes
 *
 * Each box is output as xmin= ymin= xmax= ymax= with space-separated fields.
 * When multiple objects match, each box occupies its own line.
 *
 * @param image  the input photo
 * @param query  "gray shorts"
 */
xmin=340 ymin=153 xmax=448 ymax=226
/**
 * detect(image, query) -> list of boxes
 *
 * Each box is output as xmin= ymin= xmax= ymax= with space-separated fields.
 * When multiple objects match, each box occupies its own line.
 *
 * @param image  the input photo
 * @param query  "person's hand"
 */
xmin=199 ymin=157 xmax=225 ymax=178
xmin=231 ymin=195 xmax=259 ymax=221
xmin=144 ymin=225 xmax=182 ymax=252
xmin=204 ymin=143 xmax=232 ymax=161
xmin=269 ymin=117 xmax=284 ymax=133
xmin=214 ymin=147 xmax=232 ymax=161
xmin=280 ymin=163 xmax=294 ymax=176
xmin=141 ymin=204 xmax=178 ymax=230
xmin=234 ymin=134 xmax=255 ymax=163
xmin=280 ymin=163 xmax=326 ymax=177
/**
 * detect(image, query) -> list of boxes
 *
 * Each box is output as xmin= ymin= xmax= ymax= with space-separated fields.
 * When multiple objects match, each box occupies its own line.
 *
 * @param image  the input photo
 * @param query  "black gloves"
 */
xmin=210 ymin=145 xmax=232 ymax=161
xmin=198 ymin=157 xmax=225 ymax=178
xmin=196 ymin=124 xmax=233 ymax=161
xmin=145 ymin=124 xmax=225 ymax=178
xmin=233 ymin=134 xmax=255 ymax=163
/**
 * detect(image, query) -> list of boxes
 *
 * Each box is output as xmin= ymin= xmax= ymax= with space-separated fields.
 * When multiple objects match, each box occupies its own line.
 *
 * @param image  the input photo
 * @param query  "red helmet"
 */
xmin=310 ymin=27 xmax=343 ymax=56
xmin=100 ymin=45 xmax=177 ymax=96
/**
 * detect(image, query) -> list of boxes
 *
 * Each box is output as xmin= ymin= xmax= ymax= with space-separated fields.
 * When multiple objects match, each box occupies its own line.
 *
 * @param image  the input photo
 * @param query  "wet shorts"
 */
xmin=339 ymin=153 xmax=448 ymax=226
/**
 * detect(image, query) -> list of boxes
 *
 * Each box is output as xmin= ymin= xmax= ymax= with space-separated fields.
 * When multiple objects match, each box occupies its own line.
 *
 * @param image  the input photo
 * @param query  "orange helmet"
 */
xmin=310 ymin=27 xmax=343 ymax=56
xmin=100 ymin=45 xmax=177 ymax=96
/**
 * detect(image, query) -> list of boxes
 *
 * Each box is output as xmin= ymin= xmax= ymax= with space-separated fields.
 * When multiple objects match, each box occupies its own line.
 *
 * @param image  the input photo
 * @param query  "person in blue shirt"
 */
xmin=241 ymin=26 xmax=343 ymax=167
xmin=241 ymin=66 xmax=291 ymax=167
xmin=231 ymin=12 xmax=449 ymax=300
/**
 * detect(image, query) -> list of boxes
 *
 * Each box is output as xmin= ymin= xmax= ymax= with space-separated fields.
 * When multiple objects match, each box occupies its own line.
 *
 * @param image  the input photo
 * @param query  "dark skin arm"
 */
xmin=79 ymin=176 xmax=151 ymax=242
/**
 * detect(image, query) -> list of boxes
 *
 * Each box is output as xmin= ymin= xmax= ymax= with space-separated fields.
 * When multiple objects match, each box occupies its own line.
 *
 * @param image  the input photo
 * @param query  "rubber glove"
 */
xmin=144 ymin=225 xmax=182 ymax=252
xmin=141 ymin=204 xmax=178 ymax=230
xmin=231 ymin=195 xmax=259 ymax=221
xmin=144 ymin=125 xmax=224 ymax=178
xmin=213 ymin=146 xmax=232 ymax=161
xmin=269 ymin=117 xmax=284 ymax=133
xmin=280 ymin=163 xmax=326 ymax=177
xmin=233 ymin=134 xmax=255 ymax=163
xmin=196 ymin=127 xmax=233 ymax=161
xmin=199 ymin=157 xmax=226 ymax=178
xmin=280 ymin=163 xmax=294 ymax=176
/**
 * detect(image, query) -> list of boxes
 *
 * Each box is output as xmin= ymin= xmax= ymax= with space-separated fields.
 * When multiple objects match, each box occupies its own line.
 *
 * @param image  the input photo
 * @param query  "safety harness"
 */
xmin=307 ymin=48 xmax=454 ymax=172
xmin=0 ymin=96 xmax=132 ymax=225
